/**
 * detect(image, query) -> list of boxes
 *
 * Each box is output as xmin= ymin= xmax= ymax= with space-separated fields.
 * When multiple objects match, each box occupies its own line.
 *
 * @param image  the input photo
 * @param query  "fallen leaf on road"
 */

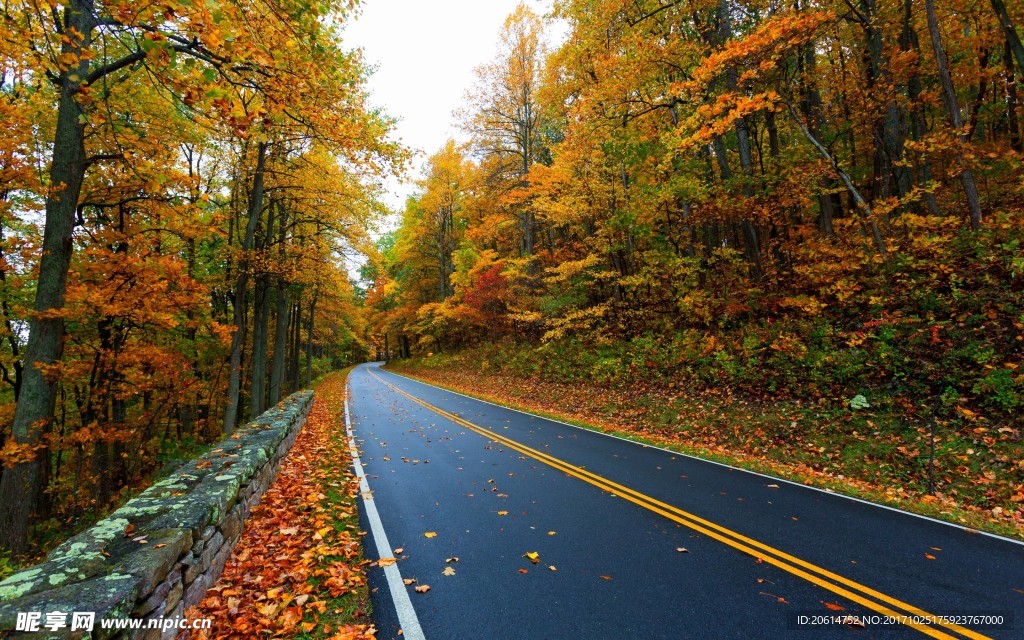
xmin=497 ymin=511 xmax=509 ymax=516
xmin=414 ymin=585 xmax=430 ymax=593
xmin=518 ymin=568 xmax=528 ymax=574
xmin=924 ymin=553 xmax=936 ymax=560
xmin=445 ymin=557 xmax=459 ymax=563
xmin=823 ymin=602 xmax=845 ymax=611
xmin=766 ymin=484 xmax=780 ymax=488
xmin=393 ymin=547 xmax=404 ymax=554
xmin=547 ymin=531 xmax=556 ymax=536
xmin=524 ymin=551 xmax=539 ymax=563
xmin=424 ymin=532 xmax=437 ymax=538
xmin=403 ymin=578 xmax=417 ymax=586
xmin=760 ymin=591 xmax=789 ymax=604
xmin=600 ymin=575 xmax=612 ymax=581
xmin=548 ymin=565 xmax=557 ymax=571
xmin=442 ymin=567 xmax=456 ymax=576
xmin=676 ymin=547 xmax=688 ymax=553
xmin=377 ymin=557 xmax=396 ymax=567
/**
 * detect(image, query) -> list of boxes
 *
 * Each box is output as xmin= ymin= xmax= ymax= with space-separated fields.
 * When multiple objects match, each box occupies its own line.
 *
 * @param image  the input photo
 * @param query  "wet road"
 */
xmin=346 ymin=362 xmax=1023 ymax=640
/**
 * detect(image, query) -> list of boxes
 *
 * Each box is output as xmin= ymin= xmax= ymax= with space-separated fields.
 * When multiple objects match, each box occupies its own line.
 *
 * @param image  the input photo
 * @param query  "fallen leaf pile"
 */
xmin=182 ymin=371 xmax=375 ymax=640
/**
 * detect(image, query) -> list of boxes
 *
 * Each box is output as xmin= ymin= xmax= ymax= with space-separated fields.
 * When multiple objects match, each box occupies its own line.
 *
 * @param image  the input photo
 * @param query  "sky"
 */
xmin=342 ymin=0 xmax=561 ymax=213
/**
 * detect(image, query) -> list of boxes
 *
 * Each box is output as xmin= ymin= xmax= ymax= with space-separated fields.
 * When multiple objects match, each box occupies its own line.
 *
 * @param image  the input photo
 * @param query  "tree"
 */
xmin=462 ymin=3 xmax=549 ymax=259
xmin=0 ymin=0 xmax=403 ymax=557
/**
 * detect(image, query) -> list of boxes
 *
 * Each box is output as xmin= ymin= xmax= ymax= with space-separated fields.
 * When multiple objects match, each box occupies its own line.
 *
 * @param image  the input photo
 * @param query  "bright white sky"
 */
xmin=342 ymin=0 xmax=561 ymax=213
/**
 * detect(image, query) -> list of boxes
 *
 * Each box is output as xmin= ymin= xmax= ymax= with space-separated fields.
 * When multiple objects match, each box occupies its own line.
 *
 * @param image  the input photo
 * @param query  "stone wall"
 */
xmin=0 ymin=390 xmax=314 ymax=639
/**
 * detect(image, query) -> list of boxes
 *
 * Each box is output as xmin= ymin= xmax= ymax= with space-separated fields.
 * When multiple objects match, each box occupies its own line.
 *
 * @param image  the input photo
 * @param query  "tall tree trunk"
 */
xmin=268 ymin=202 xmax=289 ymax=407
xmin=861 ymin=0 xmax=909 ymax=204
xmin=249 ymin=276 xmax=269 ymax=416
xmin=801 ymin=40 xmax=837 ymax=233
xmin=991 ymin=0 xmax=1024 ymax=74
xmin=0 ymin=0 xmax=95 ymax=557
xmin=223 ymin=141 xmax=268 ymax=434
xmin=719 ymin=0 xmax=763 ymax=277
xmin=250 ymin=200 xmax=277 ymax=416
xmin=1005 ymin=41 xmax=1023 ymax=152
xmin=269 ymin=280 xmax=289 ymax=406
xmin=926 ymin=0 xmax=983 ymax=230
xmin=289 ymin=298 xmax=302 ymax=392
xmin=967 ymin=49 xmax=991 ymax=141
xmin=786 ymin=104 xmax=889 ymax=261
xmin=304 ymin=289 xmax=318 ymax=386
xmin=901 ymin=0 xmax=942 ymax=216
xmin=795 ymin=0 xmax=837 ymax=232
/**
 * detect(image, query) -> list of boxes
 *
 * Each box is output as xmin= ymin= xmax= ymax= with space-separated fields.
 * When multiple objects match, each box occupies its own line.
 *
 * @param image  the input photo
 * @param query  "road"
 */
xmin=345 ymin=362 xmax=1023 ymax=639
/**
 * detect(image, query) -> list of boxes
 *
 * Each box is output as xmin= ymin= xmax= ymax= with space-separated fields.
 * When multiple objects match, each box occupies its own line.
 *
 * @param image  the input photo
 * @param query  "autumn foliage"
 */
xmin=185 ymin=371 xmax=374 ymax=640
xmin=367 ymin=1 xmax=1024 ymax=527
xmin=0 ymin=0 xmax=404 ymax=557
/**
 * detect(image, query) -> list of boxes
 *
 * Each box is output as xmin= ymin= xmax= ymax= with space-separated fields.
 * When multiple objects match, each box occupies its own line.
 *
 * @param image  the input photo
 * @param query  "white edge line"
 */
xmin=345 ymin=389 xmax=427 ymax=640
xmin=372 ymin=363 xmax=1024 ymax=548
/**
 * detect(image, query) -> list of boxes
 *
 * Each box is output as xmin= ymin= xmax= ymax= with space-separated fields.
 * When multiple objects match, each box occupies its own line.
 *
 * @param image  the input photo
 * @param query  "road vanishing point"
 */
xmin=345 ymin=362 xmax=1023 ymax=639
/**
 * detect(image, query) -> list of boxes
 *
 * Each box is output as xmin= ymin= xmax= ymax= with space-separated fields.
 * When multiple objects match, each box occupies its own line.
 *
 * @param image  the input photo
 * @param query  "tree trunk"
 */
xmin=786 ymin=104 xmax=889 ymax=261
xmin=901 ymin=0 xmax=942 ymax=216
xmin=269 ymin=280 xmax=289 ymax=406
xmin=799 ymin=32 xmax=836 ymax=233
xmin=926 ymin=0 xmax=983 ymax=230
xmin=223 ymin=142 xmax=268 ymax=434
xmin=289 ymin=298 xmax=302 ymax=391
xmin=991 ymin=0 xmax=1024 ymax=74
xmin=249 ymin=276 xmax=269 ymax=416
xmin=304 ymin=289 xmax=318 ymax=386
xmin=0 ymin=0 xmax=95 ymax=557
xmin=268 ymin=201 xmax=288 ymax=403
xmin=718 ymin=0 xmax=763 ymax=277
xmin=1005 ymin=40 xmax=1023 ymax=152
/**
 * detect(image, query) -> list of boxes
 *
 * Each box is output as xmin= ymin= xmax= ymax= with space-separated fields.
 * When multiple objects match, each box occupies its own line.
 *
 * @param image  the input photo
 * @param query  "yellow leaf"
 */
xmin=442 ymin=566 xmax=455 ymax=576
xmin=424 ymin=531 xmax=437 ymax=538
xmin=524 ymin=551 xmax=539 ymax=563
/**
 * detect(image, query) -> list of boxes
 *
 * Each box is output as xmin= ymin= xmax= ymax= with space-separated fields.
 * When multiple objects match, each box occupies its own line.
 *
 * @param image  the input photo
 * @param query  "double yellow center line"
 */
xmin=368 ymin=369 xmax=988 ymax=640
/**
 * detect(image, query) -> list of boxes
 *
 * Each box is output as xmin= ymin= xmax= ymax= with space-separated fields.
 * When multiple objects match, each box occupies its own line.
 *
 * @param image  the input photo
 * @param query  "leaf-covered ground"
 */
xmin=387 ymin=359 xmax=1024 ymax=540
xmin=183 ymin=371 xmax=375 ymax=639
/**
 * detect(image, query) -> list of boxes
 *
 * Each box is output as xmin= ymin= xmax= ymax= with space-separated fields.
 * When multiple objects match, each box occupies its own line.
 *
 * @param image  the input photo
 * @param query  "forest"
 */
xmin=0 ymin=0 xmax=405 ymax=559
xmin=2 ymin=0 xmax=1023 ymax=564
xmin=368 ymin=0 xmax=1024 ymax=528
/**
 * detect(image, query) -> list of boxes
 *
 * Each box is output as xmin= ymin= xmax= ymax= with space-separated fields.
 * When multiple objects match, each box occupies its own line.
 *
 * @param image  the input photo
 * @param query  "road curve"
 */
xmin=346 ymin=362 xmax=1023 ymax=639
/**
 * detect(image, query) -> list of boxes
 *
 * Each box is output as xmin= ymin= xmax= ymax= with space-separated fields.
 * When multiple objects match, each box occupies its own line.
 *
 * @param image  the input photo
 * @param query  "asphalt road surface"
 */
xmin=345 ymin=362 xmax=1023 ymax=640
